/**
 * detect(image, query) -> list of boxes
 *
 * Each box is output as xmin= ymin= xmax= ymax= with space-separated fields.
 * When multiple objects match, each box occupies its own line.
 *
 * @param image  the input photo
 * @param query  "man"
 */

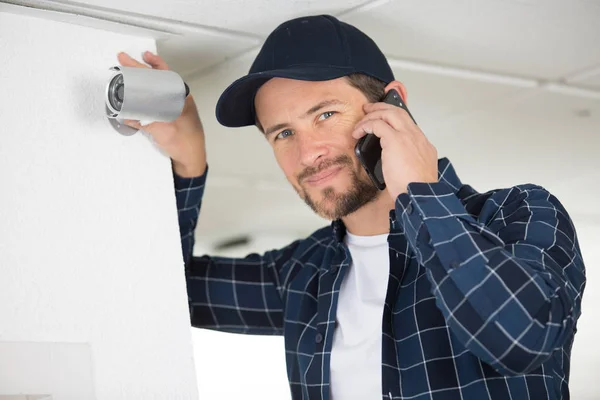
xmin=119 ymin=14 xmax=586 ymax=400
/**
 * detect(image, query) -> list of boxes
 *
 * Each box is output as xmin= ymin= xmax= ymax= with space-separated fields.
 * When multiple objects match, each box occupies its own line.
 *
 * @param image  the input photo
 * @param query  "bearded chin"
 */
xmin=298 ymin=169 xmax=379 ymax=220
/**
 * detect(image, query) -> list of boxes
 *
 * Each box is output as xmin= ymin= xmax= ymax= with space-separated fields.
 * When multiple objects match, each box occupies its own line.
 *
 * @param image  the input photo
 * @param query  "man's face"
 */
xmin=254 ymin=77 xmax=380 ymax=220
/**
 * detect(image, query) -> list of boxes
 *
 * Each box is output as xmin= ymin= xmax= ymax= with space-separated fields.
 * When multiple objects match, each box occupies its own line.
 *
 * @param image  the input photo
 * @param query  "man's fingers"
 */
xmin=363 ymin=102 xmax=398 ymax=112
xmin=123 ymin=119 xmax=142 ymax=129
xmin=116 ymin=51 xmax=170 ymax=73
xmin=352 ymin=119 xmax=394 ymax=140
xmin=363 ymin=103 xmax=417 ymax=128
xmin=354 ymin=110 xmax=403 ymax=134
xmin=142 ymin=51 xmax=170 ymax=70
xmin=117 ymin=52 xmax=149 ymax=69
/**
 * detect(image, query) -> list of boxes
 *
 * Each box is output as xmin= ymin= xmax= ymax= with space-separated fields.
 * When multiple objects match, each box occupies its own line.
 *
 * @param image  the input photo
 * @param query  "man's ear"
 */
xmin=383 ymin=81 xmax=408 ymax=103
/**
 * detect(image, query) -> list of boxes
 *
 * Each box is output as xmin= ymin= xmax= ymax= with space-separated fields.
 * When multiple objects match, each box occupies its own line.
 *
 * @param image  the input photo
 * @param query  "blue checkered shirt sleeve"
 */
xmin=395 ymin=180 xmax=586 ymax=376
xmin=173 ymin=167 xmax=293 ymax=335
xmin=173 ymin=168 xmax=207 ymax=262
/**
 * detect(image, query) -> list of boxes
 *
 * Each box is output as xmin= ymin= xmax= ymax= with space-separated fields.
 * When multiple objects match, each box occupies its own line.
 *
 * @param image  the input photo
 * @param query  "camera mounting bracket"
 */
xmin=105 ymin=106 xmax=139 ymax=136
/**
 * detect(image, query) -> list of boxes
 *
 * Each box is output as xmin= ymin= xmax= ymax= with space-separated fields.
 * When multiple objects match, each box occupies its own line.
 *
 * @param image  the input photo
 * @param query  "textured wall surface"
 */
xmin=0 ymin=12 xmax=199 ymax=400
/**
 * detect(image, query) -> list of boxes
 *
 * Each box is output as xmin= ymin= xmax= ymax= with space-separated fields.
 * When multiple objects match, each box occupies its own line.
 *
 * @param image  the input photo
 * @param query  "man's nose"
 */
xmin=297 ymin=131 xmax=329 ymax=167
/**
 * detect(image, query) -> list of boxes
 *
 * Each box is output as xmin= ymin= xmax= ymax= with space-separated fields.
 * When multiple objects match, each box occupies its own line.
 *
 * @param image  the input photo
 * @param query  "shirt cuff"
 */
xmin=173 ymin=165 xmax=208 ymax=212
xmin=173 ymin=165 xmax=208 ymax=190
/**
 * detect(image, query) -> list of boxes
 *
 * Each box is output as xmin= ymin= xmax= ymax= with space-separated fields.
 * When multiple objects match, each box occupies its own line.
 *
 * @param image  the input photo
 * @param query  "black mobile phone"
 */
xmin=354 ymin=89 xmax=417 ymax=190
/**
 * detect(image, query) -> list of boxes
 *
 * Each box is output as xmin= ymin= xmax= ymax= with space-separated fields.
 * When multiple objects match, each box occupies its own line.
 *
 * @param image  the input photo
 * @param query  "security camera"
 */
xmin=105 ymin=66 xmax=190 ymax=136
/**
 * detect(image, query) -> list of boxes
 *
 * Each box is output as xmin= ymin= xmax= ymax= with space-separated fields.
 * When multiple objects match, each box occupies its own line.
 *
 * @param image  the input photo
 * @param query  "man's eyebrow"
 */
xmin=264 ymin=123 xmax=289 ymax=137
xmin=302 ymin=99 xmax=345 ymax=118
xmin=264 ymin=99 xmax=345 ymax=137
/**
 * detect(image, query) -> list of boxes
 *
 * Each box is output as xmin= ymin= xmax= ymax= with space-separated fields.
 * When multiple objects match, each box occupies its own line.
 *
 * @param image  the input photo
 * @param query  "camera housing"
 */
xmin=105 ymin=66 xmax=189 ymax=136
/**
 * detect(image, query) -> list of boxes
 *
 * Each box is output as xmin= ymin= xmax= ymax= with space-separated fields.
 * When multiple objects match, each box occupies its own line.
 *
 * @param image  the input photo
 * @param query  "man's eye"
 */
xmin=318 ymin=111 xmax=336 ymax=121
xmin=276 ymin=129 xmax=293 ymax=140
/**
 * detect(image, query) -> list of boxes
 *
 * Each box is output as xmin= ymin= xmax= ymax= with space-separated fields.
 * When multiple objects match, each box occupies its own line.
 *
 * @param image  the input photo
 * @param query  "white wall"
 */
xmin=0 ymin=12 xmax=198 ymax=400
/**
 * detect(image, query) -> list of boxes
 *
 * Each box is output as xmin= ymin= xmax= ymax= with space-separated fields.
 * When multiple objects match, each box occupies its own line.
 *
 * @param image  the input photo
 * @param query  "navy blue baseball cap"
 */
xmin=215 ymin=14 xmax=395 ymax=128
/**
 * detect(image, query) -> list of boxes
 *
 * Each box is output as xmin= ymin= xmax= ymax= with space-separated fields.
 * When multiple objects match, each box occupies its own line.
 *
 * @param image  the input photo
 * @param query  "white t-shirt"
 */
xmin=330 ymin=231 xmax=390 ymax=400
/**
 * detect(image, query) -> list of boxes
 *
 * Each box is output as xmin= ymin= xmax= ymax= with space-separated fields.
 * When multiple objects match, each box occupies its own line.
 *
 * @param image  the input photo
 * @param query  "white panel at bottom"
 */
xmin=0 ymin=342 xmax=95 ymax=400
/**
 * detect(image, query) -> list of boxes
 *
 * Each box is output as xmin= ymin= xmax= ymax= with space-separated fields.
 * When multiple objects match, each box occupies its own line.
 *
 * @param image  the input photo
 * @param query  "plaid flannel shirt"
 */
xmin=175 ymin=158 xmax=586 ymax=400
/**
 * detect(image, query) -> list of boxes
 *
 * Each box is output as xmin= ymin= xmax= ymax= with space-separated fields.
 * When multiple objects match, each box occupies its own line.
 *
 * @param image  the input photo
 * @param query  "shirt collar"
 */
xmin=331 ymin=157 xmax=463 ymax=243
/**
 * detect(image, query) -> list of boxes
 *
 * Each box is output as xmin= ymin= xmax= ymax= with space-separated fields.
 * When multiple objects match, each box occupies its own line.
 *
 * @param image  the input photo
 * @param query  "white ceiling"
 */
xmin=344 ymin=0 xmax=600 ymax=80
xmin=6 ymin=0 xmax=599 ymax=398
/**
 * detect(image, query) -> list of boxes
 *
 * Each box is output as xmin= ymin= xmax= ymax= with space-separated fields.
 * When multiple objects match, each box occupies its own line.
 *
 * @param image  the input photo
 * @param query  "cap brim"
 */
xmin=215 ymin=66 xmax=355 ymax=128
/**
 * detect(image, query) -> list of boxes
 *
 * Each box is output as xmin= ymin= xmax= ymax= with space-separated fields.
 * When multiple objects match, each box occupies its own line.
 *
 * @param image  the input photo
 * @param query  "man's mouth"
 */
xmin=304 ymin=166 xmax=343 ymax=186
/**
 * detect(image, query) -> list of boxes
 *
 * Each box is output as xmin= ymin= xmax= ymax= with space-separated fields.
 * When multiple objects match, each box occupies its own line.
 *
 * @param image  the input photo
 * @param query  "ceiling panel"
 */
xmin=67 ymin=0 xmax=369 ymax=34
xmin=343 ymin=0 xmax=600 ymax=80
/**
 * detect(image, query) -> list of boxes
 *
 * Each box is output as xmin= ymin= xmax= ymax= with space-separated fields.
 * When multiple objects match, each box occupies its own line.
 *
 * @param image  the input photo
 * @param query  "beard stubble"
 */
xmin=295 ymin=154 xmax=379 ymax=220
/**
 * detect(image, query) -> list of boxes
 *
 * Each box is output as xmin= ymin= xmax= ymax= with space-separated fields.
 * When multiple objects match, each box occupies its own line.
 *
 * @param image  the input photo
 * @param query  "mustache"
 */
xmin=297 ymin=155 xmax=353 ymax=183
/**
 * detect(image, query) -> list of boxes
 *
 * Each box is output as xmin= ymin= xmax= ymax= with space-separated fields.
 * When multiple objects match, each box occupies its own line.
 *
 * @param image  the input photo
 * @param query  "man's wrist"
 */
xmin=172 ymin=159 xmax=207 ymax=178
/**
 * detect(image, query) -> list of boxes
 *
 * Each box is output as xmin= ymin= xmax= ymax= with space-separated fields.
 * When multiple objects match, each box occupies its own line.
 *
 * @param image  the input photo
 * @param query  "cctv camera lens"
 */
xmin=108 ymin=74 xmax=124 ymax=111
xmin=116 ymin=84 xmax=124 ymax=103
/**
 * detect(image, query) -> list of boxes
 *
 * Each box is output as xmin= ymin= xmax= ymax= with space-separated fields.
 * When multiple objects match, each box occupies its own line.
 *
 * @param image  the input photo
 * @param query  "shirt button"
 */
xmin=450 ymin=261 xmax=460 ymax=268
xmin=315 ymin=333 xmax=323 ymax=343
xmin=406 ymin=204 xmax=413 ymax=215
